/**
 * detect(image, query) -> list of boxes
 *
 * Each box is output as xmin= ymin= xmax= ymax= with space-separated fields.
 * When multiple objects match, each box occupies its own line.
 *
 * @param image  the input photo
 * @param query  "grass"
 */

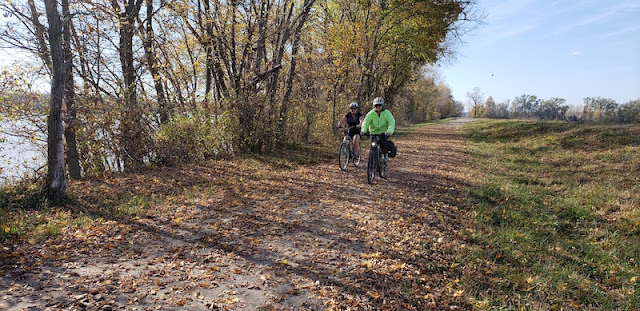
xmin=0 ymin=181 xmax=93 ymax=241
xmin=460 ymin=119 xmax=640 ymax=310
xmin=393 ymin=118 xmax=449 ymax=138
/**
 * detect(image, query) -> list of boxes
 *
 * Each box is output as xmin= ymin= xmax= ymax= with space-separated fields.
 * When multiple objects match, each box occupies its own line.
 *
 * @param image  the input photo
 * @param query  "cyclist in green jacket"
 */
xmin=361 ymin=97 xmax=395 ymax=163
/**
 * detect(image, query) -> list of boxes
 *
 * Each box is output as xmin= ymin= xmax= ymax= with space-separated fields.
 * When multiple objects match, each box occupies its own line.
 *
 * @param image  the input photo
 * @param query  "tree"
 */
xmin=278 ymin=0 xmax=316 ymax=139
xmin=619 ymin=99 xmax=640 ymax=123
xmin=436 ymin=84 xmax=461 ymax=119
xmin=167 ymin=0 xmax=320 ymax=151
xmin=583 ymin=97 xmax=618 ymax=122
xmin=537 ymin=97 xmax=568 ymax=120
xmin=112 ymin=0 xmax=146 ymax=169
xmin=61 ymin=0 xmax=81 ymax=180
xmin=319 ymin=0 xmax=480 ymax=112
xmin=139 ymin=0 xmax=170 ymax=124
xmin=484 ymin=96 xmax=496 ymax=118
xmin=466 ymin=87 xmax=485 ymax=118
xmin=510 ymin=94 xmax=540 ymax=119
xmin=495 ymin=100 xmax=510 ymax=119
xmin=44 ymin=0 xmax=67 ymax=202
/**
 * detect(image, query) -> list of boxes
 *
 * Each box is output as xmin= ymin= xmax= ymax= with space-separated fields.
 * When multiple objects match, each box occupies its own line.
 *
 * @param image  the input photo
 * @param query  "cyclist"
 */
xmin=360 ymin=97 xmax=395 ymax=163
xmin=336 ymin=102 xmax=364 ymax=159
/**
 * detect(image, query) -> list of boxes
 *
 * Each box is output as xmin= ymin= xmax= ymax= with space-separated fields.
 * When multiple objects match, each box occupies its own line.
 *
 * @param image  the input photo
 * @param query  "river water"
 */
xmin=0 ymin=118 xmax=46 ymax=186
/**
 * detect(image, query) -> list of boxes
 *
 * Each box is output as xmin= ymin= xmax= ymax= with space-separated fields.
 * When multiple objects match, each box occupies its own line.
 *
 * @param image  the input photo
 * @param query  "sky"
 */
xmin=440 ymin=0 xmax=640 ymax=110
xmin=1 ymin=0 xmax=638 ymax=109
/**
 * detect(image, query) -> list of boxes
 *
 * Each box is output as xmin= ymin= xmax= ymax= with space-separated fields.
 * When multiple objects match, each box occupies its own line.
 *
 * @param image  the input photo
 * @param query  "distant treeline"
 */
xmin=470 ymin=95 xmax=640 ymax=123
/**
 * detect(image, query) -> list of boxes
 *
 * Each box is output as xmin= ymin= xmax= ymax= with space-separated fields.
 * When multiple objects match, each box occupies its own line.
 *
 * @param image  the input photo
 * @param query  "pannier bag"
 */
xmin=387 ymin=140 xmax=397 ymax=157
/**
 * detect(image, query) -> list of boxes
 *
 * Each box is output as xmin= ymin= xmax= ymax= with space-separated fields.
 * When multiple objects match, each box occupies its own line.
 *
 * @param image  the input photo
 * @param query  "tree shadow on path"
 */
xmin=1 ymin=119 xmax=477 ymax=310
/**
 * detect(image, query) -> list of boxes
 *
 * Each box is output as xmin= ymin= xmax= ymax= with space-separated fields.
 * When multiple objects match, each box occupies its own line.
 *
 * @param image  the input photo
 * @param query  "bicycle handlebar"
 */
xmin=361 ymin=132 xmax=386 ymax=137
xmin=338 ymin=125 xmax=358 ymax=130
xmin=339 ymin=125 xmax=360 ymax=137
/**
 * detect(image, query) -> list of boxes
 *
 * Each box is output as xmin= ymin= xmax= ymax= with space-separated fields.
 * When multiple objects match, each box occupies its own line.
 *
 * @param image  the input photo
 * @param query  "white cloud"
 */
xmin=595 ymin=25 xmax=640 ymax=39
xmin=493 ymin=24 xmax=535 ymax=40
xmin=569 ymin=50 xmax=582 ymax=56
xmin=556 ymin=1 xmax=640 ymax=34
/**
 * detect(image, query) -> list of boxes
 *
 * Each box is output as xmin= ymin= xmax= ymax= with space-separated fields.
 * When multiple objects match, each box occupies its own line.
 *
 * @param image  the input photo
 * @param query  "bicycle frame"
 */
xmin=366 ymin=134 xmax=386 ymax=184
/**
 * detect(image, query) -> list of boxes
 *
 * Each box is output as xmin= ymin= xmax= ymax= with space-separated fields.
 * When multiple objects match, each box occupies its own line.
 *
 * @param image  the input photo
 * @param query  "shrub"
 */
xmin=152 ymin=112 xmax=235 ymax=165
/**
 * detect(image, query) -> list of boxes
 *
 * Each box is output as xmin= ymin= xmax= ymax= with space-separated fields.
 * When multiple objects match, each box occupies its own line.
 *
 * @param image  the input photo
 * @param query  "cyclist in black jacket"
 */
xmin=336 ymin=102 xmax=364 ymax=159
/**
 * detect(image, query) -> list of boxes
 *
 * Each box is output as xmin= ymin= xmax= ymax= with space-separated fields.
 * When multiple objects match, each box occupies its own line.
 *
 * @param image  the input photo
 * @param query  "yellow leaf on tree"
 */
xmin=369 ymin=291 xmax=380 ymax=299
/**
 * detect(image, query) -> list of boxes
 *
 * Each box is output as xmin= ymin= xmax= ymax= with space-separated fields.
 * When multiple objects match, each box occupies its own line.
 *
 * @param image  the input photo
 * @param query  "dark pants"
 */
xmin=378 ymin=134 xmax=389 ymax=155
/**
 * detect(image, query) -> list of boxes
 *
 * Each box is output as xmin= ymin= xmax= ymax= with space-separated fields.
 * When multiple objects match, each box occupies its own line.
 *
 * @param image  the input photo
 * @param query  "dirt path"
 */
xmin=1 ymin=119 xmax=477 ymax=310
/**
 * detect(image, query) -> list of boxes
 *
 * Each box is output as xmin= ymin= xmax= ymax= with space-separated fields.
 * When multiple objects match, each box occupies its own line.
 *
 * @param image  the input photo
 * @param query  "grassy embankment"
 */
xmin=460 ymin=120 xmax=640 ymax=309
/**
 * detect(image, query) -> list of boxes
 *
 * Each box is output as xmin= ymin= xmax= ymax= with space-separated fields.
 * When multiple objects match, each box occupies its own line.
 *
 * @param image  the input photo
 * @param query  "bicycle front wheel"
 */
xmin=353 ymin=148 xmax=361 ymax=167
xmin=367 ymin=148 xmax=377 ymax=184
xmin=379 ymin=150 xmax=387 ymax=179
xmin=339 ymin=141 xmax=350 ymax=171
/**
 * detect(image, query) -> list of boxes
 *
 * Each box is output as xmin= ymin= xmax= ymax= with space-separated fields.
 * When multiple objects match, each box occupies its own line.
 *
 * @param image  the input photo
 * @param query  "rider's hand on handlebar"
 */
xmin=385 ymin=132 xmax=390 ymax=137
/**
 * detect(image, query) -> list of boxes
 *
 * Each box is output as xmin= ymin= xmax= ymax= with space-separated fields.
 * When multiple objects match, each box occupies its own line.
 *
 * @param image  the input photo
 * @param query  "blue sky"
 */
xmin=440 ymin=0 xmax=640 ymax=109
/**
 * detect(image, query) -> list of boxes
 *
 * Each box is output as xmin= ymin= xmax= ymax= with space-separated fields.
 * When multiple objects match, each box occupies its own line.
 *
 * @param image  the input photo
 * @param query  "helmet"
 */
xmin=373 ymin=97 xmax=384 ymax=107
xmin=349 ymin=102 xmax=359 ymax=108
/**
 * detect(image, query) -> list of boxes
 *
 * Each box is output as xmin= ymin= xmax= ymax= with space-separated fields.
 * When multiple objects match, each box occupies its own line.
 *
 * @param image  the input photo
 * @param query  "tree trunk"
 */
xmin=141 ymin=0 xmax=170 ymax=123
xmin=61 ymin=0 xmax=82 ymax=180
xmin=44 ymin=0 xmax=67 ymax=203
xmin=28 ymin=0 xmax=52 ymax=71
xmin=113 ymin=0 xmax=144 ymax=169
xmin=279 ymin=0 xmax=315 ymax=138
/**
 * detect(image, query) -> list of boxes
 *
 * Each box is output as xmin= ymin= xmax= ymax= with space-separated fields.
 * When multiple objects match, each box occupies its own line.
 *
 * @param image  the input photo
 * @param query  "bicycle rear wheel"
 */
xmin=339 ymin=141 xmax=350 ymax=171
xmin=367 ymin=148 xmax=376 ymax=184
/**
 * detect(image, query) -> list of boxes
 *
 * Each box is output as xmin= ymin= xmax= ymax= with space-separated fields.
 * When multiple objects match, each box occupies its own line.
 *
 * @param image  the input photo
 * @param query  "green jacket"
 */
xmin=361 ymin=108 xmax=395 ymax=135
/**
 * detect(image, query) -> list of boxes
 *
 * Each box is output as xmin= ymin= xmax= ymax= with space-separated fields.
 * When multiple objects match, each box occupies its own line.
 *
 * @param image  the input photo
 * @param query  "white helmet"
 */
xmin=373 ymin=97 xmax=384 ymax=107
xmin=349 ymin=102 xmax=359 ymax=108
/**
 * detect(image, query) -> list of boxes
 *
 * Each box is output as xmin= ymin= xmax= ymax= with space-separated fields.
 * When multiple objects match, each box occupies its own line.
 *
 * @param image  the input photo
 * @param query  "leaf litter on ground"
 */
xmin=1 ymin=119 xmax=477 ymax=310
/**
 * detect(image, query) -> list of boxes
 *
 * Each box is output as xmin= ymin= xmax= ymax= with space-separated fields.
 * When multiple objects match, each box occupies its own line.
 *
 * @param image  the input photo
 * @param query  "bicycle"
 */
xmin=338 ymin=126 xmax=361 ymax=171
xmin=363 ymin=133 xmax=387 ymax=184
